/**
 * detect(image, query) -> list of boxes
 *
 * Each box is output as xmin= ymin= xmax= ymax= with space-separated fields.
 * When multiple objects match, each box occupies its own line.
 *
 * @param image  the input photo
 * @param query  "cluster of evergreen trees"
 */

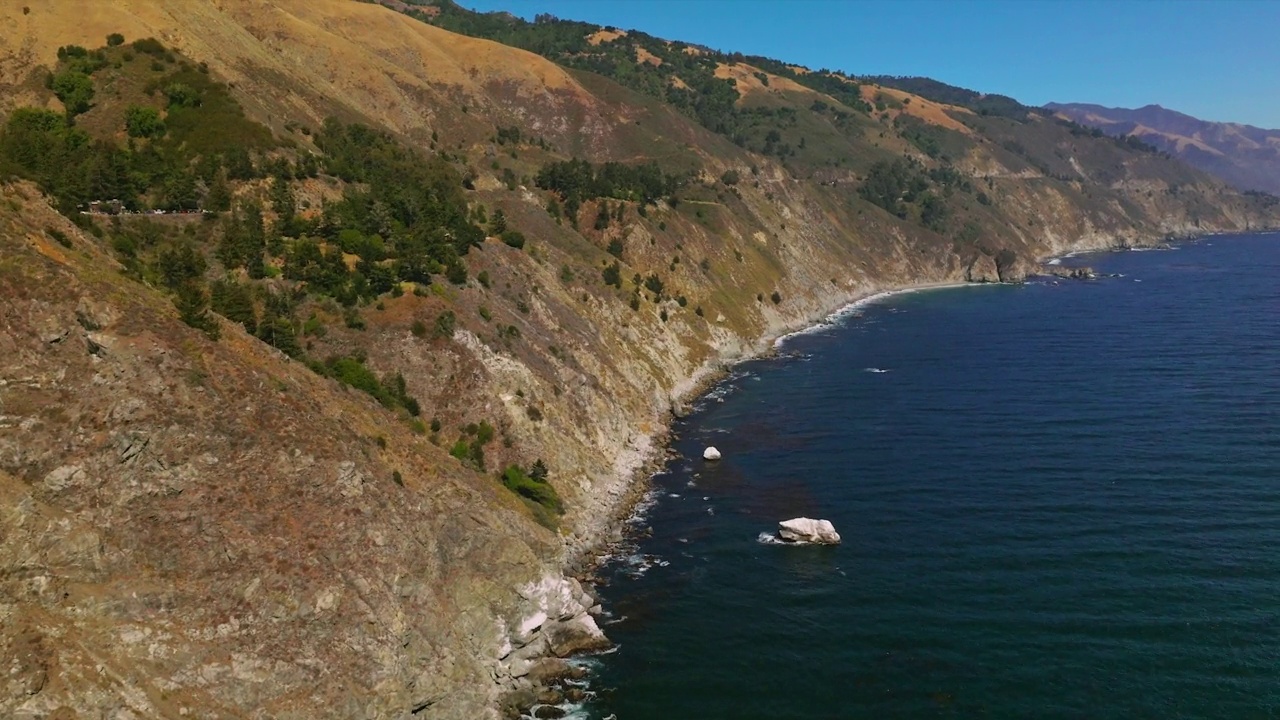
xmin=0 ymin=40 xmax=274 ymax=215
xmin=535 ymin=158 xmax=686 ymax=220
xmin=414 ymin=1 xmax=873 ymax=139
xmin=858 ymin=158 xmax=978 ymax=233
xmin=0 ymin=31 xmax=590 ymax=520
xmin=315 ymin=119 xmax=484 ymax=285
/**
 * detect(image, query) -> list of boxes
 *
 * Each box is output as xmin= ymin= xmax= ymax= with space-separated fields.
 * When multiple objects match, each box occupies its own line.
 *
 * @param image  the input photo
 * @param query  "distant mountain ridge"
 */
xmin=1047 ymin=102 xmax=1280 ymax=194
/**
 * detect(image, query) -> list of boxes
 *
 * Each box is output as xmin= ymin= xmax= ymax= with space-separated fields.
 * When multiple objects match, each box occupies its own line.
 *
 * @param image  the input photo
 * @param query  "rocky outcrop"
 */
xmin=495 ymin=575 xmax=606 ymax=713
xmin=0 ymin=194 xmax=560 ymax=720
xmin=965 ymin=253 xmax=1001 ymax=283
xmin=777 ymin=518 xmax=842 ymax=544
xmin=1043 ymin=265 xmax=1097 ymax=280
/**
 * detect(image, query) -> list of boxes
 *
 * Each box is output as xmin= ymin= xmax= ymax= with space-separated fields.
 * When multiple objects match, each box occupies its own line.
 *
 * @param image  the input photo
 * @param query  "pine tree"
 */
xmin=205 ymin=171 xmax=231 ymax=212
xmin=175 ymin=282 xmax=220 ymax=339
xmin=529 ymin=459 xmax=549 ymax=482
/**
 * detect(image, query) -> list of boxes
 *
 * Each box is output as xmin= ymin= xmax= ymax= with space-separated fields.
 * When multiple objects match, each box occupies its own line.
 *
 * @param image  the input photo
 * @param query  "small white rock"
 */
xmin=703 ymin=446 xmax=722 ymax=461
xmin=777 ymin=518 xmax=841 ymax=545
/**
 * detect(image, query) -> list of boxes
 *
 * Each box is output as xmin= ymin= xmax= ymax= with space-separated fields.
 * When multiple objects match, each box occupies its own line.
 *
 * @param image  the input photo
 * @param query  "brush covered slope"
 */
xmin=2 ymin=1 xmax=1279 ymax=718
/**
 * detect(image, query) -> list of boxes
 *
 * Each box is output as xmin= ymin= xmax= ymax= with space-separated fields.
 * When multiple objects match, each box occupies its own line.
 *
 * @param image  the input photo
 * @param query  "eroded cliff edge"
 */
xmin=2 ymin=2 xmax=1279 ymax=719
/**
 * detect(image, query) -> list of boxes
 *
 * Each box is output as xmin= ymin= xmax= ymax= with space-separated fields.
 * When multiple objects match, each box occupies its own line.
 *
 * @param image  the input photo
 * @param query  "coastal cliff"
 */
xmin=1 ymin=2 xmax=1277 ymax=718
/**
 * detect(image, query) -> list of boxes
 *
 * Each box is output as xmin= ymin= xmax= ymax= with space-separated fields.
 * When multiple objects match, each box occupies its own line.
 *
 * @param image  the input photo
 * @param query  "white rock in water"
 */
xmin=777 ymin=518 xmax=841 ymax=545
xmin=703 ymin=446 xmax=722 ymax=461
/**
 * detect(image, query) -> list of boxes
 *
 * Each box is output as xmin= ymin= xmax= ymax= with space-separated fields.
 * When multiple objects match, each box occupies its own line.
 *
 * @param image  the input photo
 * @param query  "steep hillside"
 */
xmin=0 ymin=182 xmax=583 ymax=720
xmin=1048 ymin=102 xmax=1280 ymax=195
xmin=2 ymin=2 xmax=1278 ymax=719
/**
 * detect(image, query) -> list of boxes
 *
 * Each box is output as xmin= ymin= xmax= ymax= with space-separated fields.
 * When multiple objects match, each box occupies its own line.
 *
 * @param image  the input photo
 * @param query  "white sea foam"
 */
xmin=617 ymin=551 xmax=668 ymax=578
xmin=863 ymin=367 xmax=890 ymax=374
xmin=757 ymin=531 xmax=786 ymax=545
xmin=773 ymin=283 xmax=976 ymax=350
xmin=690 ymin=376 xmax=748 ymax=411
xmin=1046 ymin=257 xmax=1062 ymax=265
xmin=623 ymin=488 xmax=662 ymax=528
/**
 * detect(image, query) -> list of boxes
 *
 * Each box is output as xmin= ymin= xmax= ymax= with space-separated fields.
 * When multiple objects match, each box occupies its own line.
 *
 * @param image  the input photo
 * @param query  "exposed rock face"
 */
xmin=703 ymin=447 xmax=722 ymax=461
xmin=0 ymin=192 xmax=559 ymax=720
xmin=777 ymin=518 xmax=842 ymax=545
xmin=0 ymin=1 xmax=1278 ymax=718
xmin=966 ymin=254 xmax=1002 ymax=283
xmin=1043 ymin=265 xmax=1097 ymax=280
xmin=496 ymin=575 xmax=607 ymax=696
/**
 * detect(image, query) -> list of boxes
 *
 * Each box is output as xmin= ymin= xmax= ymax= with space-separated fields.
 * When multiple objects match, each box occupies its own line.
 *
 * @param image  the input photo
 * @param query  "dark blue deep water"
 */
xmin=581 ymin=234 xmax=1280 ymax=720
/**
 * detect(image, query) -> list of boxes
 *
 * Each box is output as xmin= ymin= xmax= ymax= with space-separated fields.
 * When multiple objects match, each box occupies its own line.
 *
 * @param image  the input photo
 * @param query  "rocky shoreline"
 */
xmin=493 ymin=225 xmax=1268 ymax=718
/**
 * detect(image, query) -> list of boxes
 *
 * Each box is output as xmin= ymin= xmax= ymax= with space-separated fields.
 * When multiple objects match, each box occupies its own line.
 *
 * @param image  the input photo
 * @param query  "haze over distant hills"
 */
xmin=1047 ymin=102 xmax=1280 ymax=195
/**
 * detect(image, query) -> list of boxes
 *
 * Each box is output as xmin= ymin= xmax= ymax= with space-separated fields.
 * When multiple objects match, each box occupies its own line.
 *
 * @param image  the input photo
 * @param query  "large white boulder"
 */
xmin=703 ymin=446 xmax=722 ymax=461
xmin=777 ymin=518 xmax=841 ymax=545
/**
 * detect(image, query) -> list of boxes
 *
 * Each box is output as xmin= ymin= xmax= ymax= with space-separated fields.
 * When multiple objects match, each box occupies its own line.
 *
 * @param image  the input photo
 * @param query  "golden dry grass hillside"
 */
xmin=0 ymin=0 xmax=603 ymax=144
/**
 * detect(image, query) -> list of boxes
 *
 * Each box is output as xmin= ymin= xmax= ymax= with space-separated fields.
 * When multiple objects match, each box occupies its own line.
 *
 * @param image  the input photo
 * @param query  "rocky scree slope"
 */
xmin=0 ymin=183 xmax=594 ymax=719
xmin=2 ymin=2 xmax=1280 ymax=719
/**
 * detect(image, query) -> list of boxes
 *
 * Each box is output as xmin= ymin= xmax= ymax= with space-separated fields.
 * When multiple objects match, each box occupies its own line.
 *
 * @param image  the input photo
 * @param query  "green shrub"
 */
xmin=131 ymin=38 xmax=166 ymax=55
xmin=51 ymin=70 xmax=93 ymax=115
xmin=500 ymin=462 xmax=564 ymax=515
xmin=46 ymin=227 xmax=72 ymax=248
xmin=500 ymin=229 xmax=526 ymax=249
xmin=446 ymin=262 xmax=468 ymax=285
xmin=163 ymin=82 xmax=200 ymax=108
xmin=300 ymin=313 xmax=325 ymax=335
xmin=643 ymin=273 xmax=664 ymax=297
xmin=602 ymin=261 xmax=622 ymax=288
xmin=106 ymin=33 xmax=125 ymax=47
xmin=434 ymin=310 xmax=456 ymax=338
xmin=124 ymin=105 xmax=164 ymax=138
xmin=323 ymin=356 xmax=420 ymax=416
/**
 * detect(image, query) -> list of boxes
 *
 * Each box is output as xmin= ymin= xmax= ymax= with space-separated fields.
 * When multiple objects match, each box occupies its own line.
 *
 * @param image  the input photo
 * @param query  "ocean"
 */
xmin=574 ymin=233 xmax=1280 ymax=719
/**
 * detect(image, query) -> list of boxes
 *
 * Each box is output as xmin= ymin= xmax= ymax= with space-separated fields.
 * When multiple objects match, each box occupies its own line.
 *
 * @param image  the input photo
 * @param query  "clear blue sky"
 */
xmin=461 ymin=0 xmax=1280 ymax=128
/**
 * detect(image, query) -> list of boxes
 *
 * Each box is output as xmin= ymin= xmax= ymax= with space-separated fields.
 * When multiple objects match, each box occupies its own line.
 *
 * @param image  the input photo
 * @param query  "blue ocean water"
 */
xmin=582 ymin=234 xmax=1280 ymax=719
